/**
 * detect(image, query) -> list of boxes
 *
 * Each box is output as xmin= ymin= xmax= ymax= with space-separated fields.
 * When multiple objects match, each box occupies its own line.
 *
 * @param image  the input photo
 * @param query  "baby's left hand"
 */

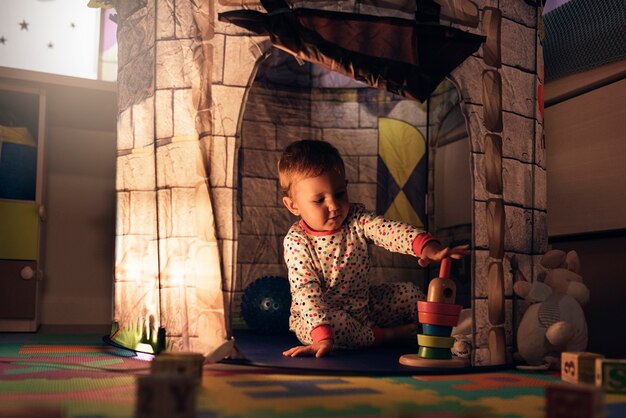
xmin=419 ymin=242 xmax=471 ymax=267
xmin=282 ymin=339 xmax=333 ymax=358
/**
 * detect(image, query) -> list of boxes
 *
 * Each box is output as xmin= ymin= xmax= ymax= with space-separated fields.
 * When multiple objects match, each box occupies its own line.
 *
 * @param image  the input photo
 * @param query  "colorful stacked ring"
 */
xmin=417 ymin=334 xmax=455 ymax=349
xmin=417 ymin=346 xmax=453 ymax=360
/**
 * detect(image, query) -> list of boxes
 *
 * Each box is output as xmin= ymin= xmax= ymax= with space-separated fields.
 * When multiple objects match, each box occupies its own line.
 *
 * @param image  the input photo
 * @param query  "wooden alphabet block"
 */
xmin=561 ymin=352 xmax=604 ymax=384
xmin=595 ymin=358 xmax=626 ymax=394
xmin=545 ymin=382 xmax=603 ymax=418
xmin=136 ymin=375 xmax=196 ymax=418
xmin=151 ymin=352 xmax=205 ymax=384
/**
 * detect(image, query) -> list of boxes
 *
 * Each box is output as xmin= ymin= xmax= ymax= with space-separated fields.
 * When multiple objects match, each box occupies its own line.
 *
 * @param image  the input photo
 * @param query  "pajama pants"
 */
xmin=291 ymin=282 xmax=426 ymax=349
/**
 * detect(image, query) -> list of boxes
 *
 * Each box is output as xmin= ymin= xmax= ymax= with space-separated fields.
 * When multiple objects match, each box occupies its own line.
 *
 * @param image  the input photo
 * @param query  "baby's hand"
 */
xmin=419 ymin=242 xmax=471 ymax=267
xmin=282 ymin=339 xmax=333 ymax=358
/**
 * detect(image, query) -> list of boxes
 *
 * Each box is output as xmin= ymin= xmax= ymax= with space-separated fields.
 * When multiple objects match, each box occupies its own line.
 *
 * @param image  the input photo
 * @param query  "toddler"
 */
xmin=278 ymin=139 xmax=469 ymax=358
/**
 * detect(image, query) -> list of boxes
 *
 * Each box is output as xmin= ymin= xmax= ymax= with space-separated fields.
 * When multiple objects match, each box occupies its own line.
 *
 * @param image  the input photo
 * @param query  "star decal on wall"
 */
xmin=19 ymin=20 xmax=29 ymax=31
xmin=47 ymin=42 xmax=54 ymax=49
xmin=70 ymin=22 xmax=76 ymax=28
xmin=0 ymin=36 xmax=6 ymax=45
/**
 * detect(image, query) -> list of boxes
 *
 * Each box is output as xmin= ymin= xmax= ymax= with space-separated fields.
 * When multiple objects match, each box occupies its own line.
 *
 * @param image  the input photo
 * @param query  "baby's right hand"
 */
xmin=419 ymin=242 xmax=471 ymax=267
xmin=282 ymin=339 xmax=333 ymax=358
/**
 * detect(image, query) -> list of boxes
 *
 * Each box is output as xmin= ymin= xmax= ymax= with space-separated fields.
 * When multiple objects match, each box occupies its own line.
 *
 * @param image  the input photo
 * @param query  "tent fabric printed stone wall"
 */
xmin=112 ymin=0 xmax=546 ymax=366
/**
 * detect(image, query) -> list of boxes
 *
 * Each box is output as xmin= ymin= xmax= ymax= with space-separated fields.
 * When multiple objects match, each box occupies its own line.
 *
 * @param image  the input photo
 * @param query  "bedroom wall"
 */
xmin=544 ymin=77 xmax=626 ymax=235
xmin=544 ymin=59 xmax=626 ymax=358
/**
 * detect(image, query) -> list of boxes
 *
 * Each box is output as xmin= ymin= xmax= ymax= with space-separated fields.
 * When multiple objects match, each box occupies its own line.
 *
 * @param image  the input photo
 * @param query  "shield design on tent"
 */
xmin=377 ymin=118 xmax=427 ymax=227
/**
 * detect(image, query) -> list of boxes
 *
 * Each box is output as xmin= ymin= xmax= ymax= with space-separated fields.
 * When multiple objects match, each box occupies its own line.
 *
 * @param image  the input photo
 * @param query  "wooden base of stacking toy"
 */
xmin=399 ymin=354 xmax=468 ymax=368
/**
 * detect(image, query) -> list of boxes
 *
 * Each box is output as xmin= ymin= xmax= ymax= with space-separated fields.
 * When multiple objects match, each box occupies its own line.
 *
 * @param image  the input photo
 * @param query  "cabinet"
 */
xmin=0 ymin=83 xmax=46 ymax=331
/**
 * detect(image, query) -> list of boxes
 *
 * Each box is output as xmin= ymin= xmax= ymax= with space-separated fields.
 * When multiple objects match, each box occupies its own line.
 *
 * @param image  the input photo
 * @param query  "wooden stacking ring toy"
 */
xmin=400 ymin=257 xmax=468 ymax=368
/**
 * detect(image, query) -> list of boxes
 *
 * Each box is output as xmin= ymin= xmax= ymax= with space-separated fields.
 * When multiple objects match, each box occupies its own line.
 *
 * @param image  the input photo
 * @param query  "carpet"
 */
xmin=1 ymin=334 xmax=625 ymax=418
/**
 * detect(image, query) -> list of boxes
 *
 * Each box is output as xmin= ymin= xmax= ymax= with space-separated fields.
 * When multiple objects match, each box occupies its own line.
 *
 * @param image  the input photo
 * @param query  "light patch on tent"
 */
xmin=377 ymin=118 xmax=426 ymax=227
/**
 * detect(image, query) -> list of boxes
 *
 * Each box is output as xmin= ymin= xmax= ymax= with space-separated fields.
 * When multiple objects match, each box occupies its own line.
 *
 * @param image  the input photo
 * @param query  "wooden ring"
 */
xmin=418 ymin=301 xmax=462 ymax=316
xmin=422 ymin=324 xmax=453 ymax=337
xmin=418 ymin=311 xmax=459 ymax=327
xmin=418 ymin=346 xmax=452 ymax=360
xmin=417 ymin=334 xmax=455 ymax=349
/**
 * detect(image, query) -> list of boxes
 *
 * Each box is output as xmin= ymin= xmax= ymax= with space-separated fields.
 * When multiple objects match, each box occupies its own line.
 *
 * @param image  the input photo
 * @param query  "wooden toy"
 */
xmin=151 ymin=352 xmax=205 ymax=384
xmin=561 ymin=352 xmax=604 ymax=384
xmin=400 ymin=258 xmax=467 ymax=368
xmin=417 ymin=301 xmax=462 ymax=316
xmin=136 ymin=374 xmax=196 ymax=418
xmin=545 ymin=382 xmax=603 ymax=418
xmin=417 ymin=311 xmax=460 ymax=327
xmin=426 ymin=270 xmax=456 ymax=304
xmin=417 ymin=334 xmax=455 ymax=349
xmin=422 ymin=323 xmax=452 ymax=337
xmin=595 ymin=358 xmax=626 ymax=394
xmin=418 ymin=346 xmax=452 ymax=360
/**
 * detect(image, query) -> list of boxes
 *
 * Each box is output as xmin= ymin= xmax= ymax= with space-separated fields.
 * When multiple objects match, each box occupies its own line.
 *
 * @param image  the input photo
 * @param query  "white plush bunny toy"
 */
xmin=513 ymin=250 xmax=589 ymax=369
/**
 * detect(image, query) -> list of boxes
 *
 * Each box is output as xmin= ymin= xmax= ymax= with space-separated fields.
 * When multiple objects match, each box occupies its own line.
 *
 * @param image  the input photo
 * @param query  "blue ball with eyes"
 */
xmin=241 ymin=276 xmax=292 ymax=335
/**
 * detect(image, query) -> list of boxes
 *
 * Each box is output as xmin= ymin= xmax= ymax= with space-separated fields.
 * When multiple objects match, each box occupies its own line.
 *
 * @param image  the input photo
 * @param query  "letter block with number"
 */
xmin=595 ymin=358 xmax=626 ymax=394
xmin=561 ymin=352 xmax=604 ymax=384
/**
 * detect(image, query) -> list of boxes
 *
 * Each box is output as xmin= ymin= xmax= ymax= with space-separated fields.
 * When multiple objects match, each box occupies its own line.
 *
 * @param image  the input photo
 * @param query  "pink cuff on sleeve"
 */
xmin=412 ymin=233 xmax=439 ymax=257
xmin=372 ymin=326 xmax=385 ymax=346
xmin=311 ymin=324 xmax=333 ymax=343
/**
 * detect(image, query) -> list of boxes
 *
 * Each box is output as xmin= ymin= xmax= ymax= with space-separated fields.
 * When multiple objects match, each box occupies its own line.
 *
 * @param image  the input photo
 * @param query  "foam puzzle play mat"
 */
xmin=2 ymin=334 xmax=625 ymax=418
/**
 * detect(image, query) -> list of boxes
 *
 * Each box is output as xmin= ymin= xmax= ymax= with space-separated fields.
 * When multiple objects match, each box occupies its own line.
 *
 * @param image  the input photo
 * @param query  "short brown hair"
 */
xmin=278 ymin=140 xmax=345 ymax=196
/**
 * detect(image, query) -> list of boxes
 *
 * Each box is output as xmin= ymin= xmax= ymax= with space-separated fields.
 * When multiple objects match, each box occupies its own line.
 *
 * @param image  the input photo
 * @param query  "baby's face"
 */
xmin=283 ymin=170 xmax=349 ymax=232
